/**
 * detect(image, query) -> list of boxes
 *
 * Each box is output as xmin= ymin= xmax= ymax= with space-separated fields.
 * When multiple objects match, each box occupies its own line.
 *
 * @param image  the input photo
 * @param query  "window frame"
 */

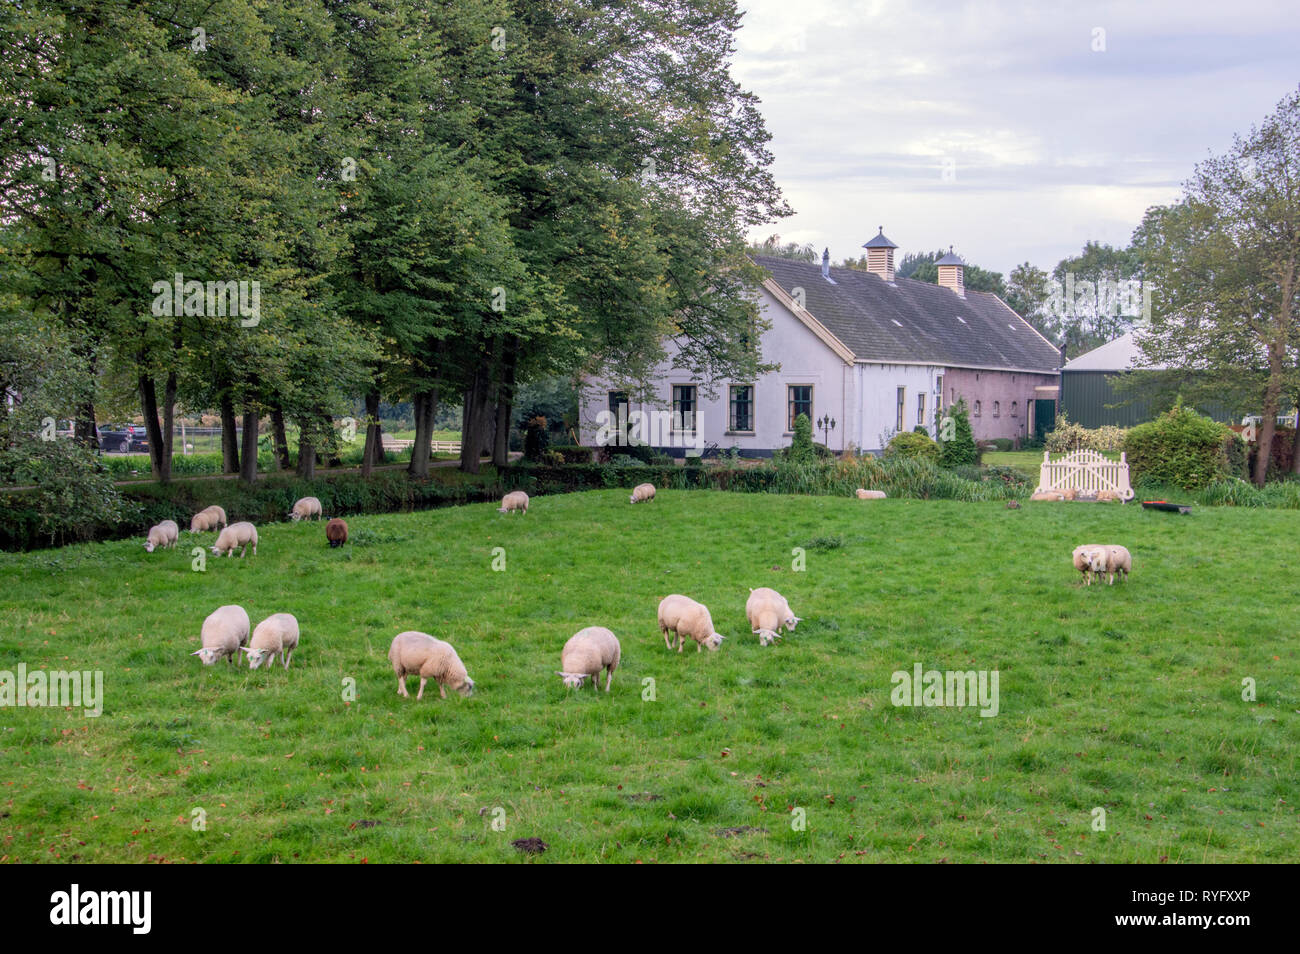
xmin=728 ymin=384 xmax=755 ymax=435
xmin=993 ymin=400 xmax=1001 ymax=419
xmin=786 ymin=384 xmax=813 ymax=433
xmin=896 ymin=386 xmax=906 ymax=432
xmin=917 ymin=391 xmax=927 ymax=427
xmin=974 ymin=400 xmax=982 ymax=418
xmin=671 ymin=384 xmax=698 ymax=434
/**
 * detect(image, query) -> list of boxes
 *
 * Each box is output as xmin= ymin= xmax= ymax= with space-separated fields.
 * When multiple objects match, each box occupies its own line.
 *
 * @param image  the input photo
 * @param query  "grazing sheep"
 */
xmin=1005 ymin=500 xmax=1021 ymax=510
xmin=630 ymin=483 xmax=656 ymax=504
xmin=745 ymin=587 xmax=802 ymax=646
xmin=144 ymin=519 xmax=179 ymax=552
xmin=325 ymin=518 xmax=348 ymax=548
xmin=1072 ymin=545 xmax=1106 ymax=585
xmin=289 ymin=496 xmax=323 ymax=521
xmin=498 ymin=490 xmax=529 ymax=515
xmin=1029 ymin=491 xmax=1065 ymax=502
xmin=855 ymin=488 xmax=887 ymax=499
xmin=1100 ymin=545 xmax=1131 ymax=585
xmin=190 ymin=604 xmax=250 ymax=665
xmin=241 ymin=613 xmax=299 ymax=670
xmin=556 ymin=626 xmax=621 ymax=691
xmin=1096 ymin=489 xmax=1121 ymax=503
xmin=189 ymin=505 xmax=227 ymax=533
xmin=388 ymin=631 xmax=475 ymax=700
xmin=657 ymin=594 xmax=725 ymax=653
xmin=210 ymin=521 xmax=258 ymax=557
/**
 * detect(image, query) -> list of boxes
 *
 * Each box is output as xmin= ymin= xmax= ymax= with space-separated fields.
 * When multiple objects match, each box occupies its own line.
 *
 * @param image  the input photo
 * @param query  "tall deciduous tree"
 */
xmin=1133 ymin=86 xmax=1300 ymax=485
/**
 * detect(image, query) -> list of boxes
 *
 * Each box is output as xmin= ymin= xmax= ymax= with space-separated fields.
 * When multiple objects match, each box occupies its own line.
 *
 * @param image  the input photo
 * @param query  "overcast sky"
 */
xmin=731 ymin=0 xmax=1300 ymax=276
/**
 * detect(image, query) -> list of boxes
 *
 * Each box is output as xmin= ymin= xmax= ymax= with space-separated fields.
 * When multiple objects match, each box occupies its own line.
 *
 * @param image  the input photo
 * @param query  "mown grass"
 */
xmin=0 ymin=491 xmax=1296 ymax=863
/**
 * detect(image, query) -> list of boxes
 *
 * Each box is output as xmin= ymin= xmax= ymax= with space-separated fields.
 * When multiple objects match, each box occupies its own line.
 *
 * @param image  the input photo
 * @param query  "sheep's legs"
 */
xmin=662 ymin=628 xmax=673 ymax=650
xmin=283 ymin=650 xmax=292 ymax=669
xmin=604 ymin=668 xmax=612 ymax=692
xmin=397 ymin=676 xmax=408 ymax=697
xmin=416 ymin=677 xmax=427 ymax=700
xmin=439 ymin=684 xmax=447 ymax=699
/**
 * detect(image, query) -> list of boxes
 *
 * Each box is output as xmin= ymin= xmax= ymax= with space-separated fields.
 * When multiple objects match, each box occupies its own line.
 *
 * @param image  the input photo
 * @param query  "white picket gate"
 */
xmin=1036 ymin=449 xmax=1134 ymax=501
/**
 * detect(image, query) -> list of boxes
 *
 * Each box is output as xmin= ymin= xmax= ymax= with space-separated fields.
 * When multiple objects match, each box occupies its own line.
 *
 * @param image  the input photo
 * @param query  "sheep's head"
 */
xmin=144 ymin=540 xmax=156 ymax=553
xmin=556 ymin=671 xmax=590 ymax=689
xmin=784 ymin=614 xmax=802 ymax=630
xmin=209 ymin=545 xmax=221 ymax=555
xmin=705 ymin=633 xmax=725 ymax=651
xmin=191 ymin=648 xmax=223 ymax=665
xmin=288 ymin=510 xmax=302 ymax=522
xmin=753 ymin=628 xmax=780 ymax=647
xmin=1086 ymin=549 xmax=1108 ymax=574
xmin=241 ymin=647 xmax=273 ymax=669
xmin=452 ymin=675 xmax=475 ymax=697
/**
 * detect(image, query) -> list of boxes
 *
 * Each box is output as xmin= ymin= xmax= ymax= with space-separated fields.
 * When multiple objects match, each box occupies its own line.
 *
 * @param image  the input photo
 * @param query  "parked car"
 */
xmin=97 ymin=424 xmax=150 ymax=454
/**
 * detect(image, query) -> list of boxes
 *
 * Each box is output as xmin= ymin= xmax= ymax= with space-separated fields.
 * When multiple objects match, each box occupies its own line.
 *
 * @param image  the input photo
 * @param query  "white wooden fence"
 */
xmin=1036 ymin=449 xmax=1135 ymax=501
xmin=381 ymin=437 xmax=461 ymax=454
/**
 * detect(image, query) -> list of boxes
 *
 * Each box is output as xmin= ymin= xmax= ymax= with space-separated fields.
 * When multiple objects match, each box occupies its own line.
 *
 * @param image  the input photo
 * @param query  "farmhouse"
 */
xmin=579 ymin=230 xmax=1062 ymax=455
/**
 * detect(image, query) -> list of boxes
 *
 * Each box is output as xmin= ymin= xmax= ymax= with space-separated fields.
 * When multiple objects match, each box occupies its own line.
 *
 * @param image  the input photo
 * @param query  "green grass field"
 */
xmin=1 ymin=492 xmax=1296 ymax=863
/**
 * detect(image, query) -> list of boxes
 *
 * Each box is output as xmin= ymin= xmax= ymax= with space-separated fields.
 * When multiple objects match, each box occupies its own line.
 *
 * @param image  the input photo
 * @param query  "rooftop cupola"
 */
xmin=936 ymin=247 xmax=965 ymax=298
xmin=862 ymin=226 xmax=898 ymax=282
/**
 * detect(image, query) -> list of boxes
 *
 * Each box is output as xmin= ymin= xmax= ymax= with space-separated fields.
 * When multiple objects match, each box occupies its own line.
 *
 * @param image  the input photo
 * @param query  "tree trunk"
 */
xmin=74 ymin=400 xmax=99 ymax=450
xmin=240 ymin=404 xmax=260 ymax=484
xmin=1253 ymin=341 xmax=1285 ymax=487
xmin=459 ymin=337 xmax=502 ymax=474
xmin=492 ymin=336 xmax=518 ymax=467
xmin=220 ymin=391 xmax=240 ymax=474
xmin=270 ymin=405 xmax=291 ymax=470
xmin=139 ymin=372 xmax=176 ymax=483
xmin=362 ymin=390 xmax=383 ymax=477
xmin=408 ymin=389 xmax=439 ymax=478
xmin=297 ymin=429 xmax=315 ymax=479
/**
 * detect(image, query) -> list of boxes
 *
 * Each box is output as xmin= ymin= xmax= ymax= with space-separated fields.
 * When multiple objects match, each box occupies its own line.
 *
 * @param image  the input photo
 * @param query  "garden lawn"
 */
xmin=0 ymin=491 xmax=1296 ymax=863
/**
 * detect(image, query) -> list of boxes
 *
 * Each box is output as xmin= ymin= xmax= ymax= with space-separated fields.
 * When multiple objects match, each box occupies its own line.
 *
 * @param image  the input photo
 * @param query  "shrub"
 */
xmin=990 ymin=438 xmax=1015 ymax=452
xmin=885 ymin=430 xmax=940 ymax=462
xmin=1044 ymin=415 xmax=1128 ymax=453
xmin=523 ymin=416 xmax=549 ymax=462
xmin=547 ymin=444 xmax=595 ymax=465
xmin=1124 ymin=403 xmax=1235 ymax=490
xmin=938 ymin=399 xmax=978 ymax=468
xmin=787 ymin=413 xmax=816 ymax=464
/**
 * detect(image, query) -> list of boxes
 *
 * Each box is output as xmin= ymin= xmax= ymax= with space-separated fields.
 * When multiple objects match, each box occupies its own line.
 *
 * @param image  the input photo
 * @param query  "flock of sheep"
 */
xmin=145 ymin=480 xmax=1128 ymax=697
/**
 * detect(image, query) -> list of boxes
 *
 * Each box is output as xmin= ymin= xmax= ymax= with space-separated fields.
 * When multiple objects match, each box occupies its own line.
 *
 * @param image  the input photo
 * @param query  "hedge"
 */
xmin=1125 ymin=404 xmax=1240 ymax=490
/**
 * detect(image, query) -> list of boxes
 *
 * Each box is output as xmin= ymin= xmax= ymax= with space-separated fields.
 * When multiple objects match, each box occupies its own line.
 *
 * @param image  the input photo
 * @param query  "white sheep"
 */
xmin=190 ymin=604 xmax=250 ymax=665
xmin=498 ymin=490 xmax=529 ymax=515
xmin=1030 ymin=491 xmax=1065 ymax=502
xmin=1100 ymin=545 xmax=1131 ymax=584
xmin=855 ymin=488 xmax=887 ymax=499
xmin=556 ymin=626 xmax=621 ymax=691
xmin=144 ymin=519 xmax=179 ymax=552
xmin=210 ymin=521 xmax=258 ymax=557
xmin=289 ymin=496 xmax=322 ymax=521
xmin=630 ymin=483 xmax=656 ymax=504
xmin=241 ymin=613 xmax=300 ymax=670
xmin=388 ymin=631 xmax=475 ymax=700
xmin=745 ymin=587 xmax=802 ymax=646
xmin=657 ymin=594 xmax=725 ymax=653
xmin=189 ymin=505 xmax=227 ymax=533
xmin=1072 ymin=545 xmax=1106 ymax=585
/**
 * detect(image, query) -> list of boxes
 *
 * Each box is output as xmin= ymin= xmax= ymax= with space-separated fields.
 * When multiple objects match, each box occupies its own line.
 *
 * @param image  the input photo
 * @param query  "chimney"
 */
xmin=821 ymin=247 xmax=830 ymax=280
xmin=937 ymin=246 xmax=965 ymax=297
xmin=862 ymin=226 xmax=898 ymax=282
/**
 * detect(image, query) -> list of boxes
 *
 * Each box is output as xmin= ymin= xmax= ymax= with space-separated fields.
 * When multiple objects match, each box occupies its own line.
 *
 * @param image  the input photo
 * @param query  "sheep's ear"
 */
xmin=752 ymin=628 xmax=761 ymax=634
xmin=190 ymin=650 xmax=203 ymax=656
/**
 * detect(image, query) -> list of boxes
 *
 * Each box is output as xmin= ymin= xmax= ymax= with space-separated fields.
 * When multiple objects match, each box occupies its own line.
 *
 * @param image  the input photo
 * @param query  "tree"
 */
xmin=787 ymin=413 xmax=815 ymax=463
xmin=1005 ymin=262 xmax=1056 ymax=340
xmin=1047 ymin=241 xmax=1144 ymax=357
xmin=1133 ymin=86 xmax=1300 ymax=485
xmin=939 ymin=399 xmax=978 ymax=468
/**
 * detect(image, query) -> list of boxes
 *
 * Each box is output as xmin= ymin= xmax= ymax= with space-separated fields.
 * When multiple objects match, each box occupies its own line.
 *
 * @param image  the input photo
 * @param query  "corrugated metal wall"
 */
xmin=1061 ymin=371 xmax=1235 ymax=427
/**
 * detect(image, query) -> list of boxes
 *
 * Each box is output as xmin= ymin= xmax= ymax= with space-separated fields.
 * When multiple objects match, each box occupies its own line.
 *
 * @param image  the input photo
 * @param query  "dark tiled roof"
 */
xmin=862 ymin=227 xmax=898 ymax=249
xmin=936 ymin=250 xmax=964 ymax=266
xmin=753 ymin=255 xmax=1062 ymax=373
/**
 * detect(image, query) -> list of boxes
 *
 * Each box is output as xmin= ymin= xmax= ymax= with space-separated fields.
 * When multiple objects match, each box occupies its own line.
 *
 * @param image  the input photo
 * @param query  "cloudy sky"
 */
xmin=731 ymin=0 xmax=1300 ymax=276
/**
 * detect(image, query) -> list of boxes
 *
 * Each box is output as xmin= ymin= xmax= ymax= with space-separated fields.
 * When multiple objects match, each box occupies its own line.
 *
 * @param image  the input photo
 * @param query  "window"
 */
xmin=974 ymin=400 xmax=982 ymax=417
xmin=896 ymin=387 xmax=905 ymax=432
xmin=607 ymin=391 xmax=629 ymax=445
xmin=1011 ymin=401 xmax=1018 ymax=418
xmin=787 ymin=385 xmax=812 ymax=431
xmin=672 ymin=385 xmax=696 ymax=433
xmin=729 ymin=385 xmax=754 ymax=433
xmin=993 ymin=401 xmax=1001 ymax=418
xmin=935 ymin=375 xmax=944 ymax=409
xmin=917 ymin=392 xmax=926 ymax=427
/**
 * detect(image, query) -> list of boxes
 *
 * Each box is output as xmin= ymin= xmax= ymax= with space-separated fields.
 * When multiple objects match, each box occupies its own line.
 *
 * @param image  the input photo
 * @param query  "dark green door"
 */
xmin=1033 ymin=400 xmax=1056 ymax=443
